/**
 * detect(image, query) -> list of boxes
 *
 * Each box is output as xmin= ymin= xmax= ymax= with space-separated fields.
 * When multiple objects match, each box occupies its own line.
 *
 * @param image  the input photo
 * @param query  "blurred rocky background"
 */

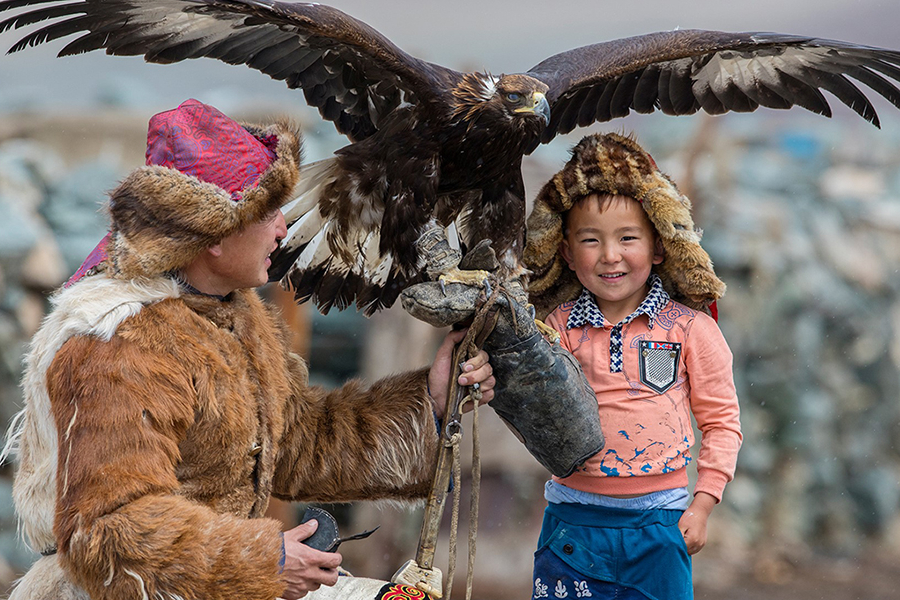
xmin=2 ymin=1 xmax=900 ymax=599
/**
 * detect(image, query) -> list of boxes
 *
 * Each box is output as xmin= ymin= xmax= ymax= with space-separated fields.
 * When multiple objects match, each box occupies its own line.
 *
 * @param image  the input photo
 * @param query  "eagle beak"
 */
xmin=515 ymin=91 xmax=550 ymax=124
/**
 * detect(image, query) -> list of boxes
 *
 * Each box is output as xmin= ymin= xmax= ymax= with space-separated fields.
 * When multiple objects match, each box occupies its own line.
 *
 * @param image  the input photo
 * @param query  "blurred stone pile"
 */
xmin=1 ymin=109 xmax=900 ymax=596
xmin=0 ymin=132 xmax=119 ymax=585
xmin=648 ymin=113 xmax=900 ymax=588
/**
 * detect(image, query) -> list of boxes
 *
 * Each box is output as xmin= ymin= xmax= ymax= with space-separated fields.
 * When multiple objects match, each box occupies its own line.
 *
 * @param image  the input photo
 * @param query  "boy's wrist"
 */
xmin=690 ymin=491 xmax=717 ymax=516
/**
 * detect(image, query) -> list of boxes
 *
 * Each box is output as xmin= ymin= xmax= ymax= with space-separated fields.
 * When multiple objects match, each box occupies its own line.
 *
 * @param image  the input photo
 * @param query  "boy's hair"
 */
xmin=525 ymin=133 xmax=725 ymax=320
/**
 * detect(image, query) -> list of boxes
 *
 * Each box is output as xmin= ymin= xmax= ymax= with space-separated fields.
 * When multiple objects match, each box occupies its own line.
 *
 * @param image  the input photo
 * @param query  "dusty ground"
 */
xmin=694 ymin=554 xmax=900 ymax=600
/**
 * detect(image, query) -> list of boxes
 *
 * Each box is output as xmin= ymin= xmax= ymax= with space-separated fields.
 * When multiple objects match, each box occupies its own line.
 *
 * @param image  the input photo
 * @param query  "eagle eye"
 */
xmin=506 ymin=92 xmax=522 ymax=103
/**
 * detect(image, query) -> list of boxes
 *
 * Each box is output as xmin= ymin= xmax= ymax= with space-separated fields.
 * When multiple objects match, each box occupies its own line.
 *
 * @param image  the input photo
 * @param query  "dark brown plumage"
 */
xmin=3 ymin=0 xmax=900 ymax=313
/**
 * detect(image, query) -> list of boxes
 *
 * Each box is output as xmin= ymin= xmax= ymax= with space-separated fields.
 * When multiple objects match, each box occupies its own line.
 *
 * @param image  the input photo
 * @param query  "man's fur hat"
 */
xmin=525 ymin=132 xmax=725 ymax=319
xmin=69 ymin=99 xmax=303 ymax=283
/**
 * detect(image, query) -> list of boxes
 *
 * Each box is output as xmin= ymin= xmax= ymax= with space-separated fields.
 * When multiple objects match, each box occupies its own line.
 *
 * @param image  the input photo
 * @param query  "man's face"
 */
xmin=210 ymin=209 xmax=287 ymax=292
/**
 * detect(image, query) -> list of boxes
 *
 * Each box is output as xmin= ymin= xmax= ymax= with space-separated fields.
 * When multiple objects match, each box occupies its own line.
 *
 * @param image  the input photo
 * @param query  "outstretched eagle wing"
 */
xmin=526 ymin=30 xmax=900 ymax=145
xmin=0 ymin=0 xmax=456 ymax=142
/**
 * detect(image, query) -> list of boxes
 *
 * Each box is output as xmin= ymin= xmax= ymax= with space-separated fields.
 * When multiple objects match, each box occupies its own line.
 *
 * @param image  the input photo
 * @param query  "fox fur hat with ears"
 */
xmin=524 ymin=132 xmax=726 ymax=320
xmin=67 ymin=98 xmax=303 ymax=284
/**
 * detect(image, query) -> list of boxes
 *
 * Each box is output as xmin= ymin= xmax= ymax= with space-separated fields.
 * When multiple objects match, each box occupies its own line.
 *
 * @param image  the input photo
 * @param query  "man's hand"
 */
xmin=678 ymin=491 xmax=717 ymax=555
xmin=428 ymin=328 xmax=495 ymax=420
xmin=281 ymin=520 xmax=342 ymax=599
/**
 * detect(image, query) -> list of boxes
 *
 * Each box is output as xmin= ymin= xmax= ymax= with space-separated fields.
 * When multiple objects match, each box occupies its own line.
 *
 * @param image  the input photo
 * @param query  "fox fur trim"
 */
xmin=106 ymin=119 xmax=303 ymax=278
xmin=525 ymin=132 xmax=726 ymax=319
xmin=6 ymin=555 xmax=89 ymax=600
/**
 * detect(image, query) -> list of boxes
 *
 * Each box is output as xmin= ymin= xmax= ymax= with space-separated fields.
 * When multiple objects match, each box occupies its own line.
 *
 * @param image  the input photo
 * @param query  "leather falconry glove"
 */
xmin=401 ymin=242 xmax=604 ymax=478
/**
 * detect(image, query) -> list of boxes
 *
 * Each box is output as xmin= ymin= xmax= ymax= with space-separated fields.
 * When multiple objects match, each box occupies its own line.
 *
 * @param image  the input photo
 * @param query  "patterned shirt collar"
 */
xmin=566 ymin=274 xmax=669 ymax=330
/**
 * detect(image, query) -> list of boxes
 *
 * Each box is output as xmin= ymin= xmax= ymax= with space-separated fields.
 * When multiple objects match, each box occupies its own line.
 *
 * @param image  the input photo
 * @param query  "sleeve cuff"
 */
xmin=695 ymin=468 xmax=730 ymax=503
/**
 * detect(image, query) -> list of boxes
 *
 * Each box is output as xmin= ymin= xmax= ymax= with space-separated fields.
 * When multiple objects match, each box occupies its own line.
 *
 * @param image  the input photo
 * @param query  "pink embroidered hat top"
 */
xmin=145 ymin=99 xmax=277 ymax=200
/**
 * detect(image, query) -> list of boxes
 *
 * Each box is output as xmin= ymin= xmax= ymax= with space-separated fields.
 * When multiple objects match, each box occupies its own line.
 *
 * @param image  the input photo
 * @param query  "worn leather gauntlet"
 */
xmin=480 ymin=292 xmax=604 ymax=478
xmin=401 ymin=266 xmax=604 ymax=478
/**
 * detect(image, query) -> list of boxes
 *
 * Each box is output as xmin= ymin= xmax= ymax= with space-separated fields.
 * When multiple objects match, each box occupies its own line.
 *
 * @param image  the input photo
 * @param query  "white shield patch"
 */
xmin=639 ymin=340 xmax=681 ymax=393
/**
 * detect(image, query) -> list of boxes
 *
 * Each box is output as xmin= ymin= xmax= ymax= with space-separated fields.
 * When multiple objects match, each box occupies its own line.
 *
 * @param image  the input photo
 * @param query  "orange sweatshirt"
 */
xmin=547 ymin=284 xmax=742 ymax=502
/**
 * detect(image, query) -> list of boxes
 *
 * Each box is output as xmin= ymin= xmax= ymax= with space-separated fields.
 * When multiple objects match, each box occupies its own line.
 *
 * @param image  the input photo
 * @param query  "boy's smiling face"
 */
xmin=561 ymin=193 xmax=664 ymax=324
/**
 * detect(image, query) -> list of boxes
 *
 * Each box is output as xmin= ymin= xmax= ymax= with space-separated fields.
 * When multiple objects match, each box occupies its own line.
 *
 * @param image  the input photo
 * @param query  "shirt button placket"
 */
xmin=609 ymin=324 xmax=623 ymax=372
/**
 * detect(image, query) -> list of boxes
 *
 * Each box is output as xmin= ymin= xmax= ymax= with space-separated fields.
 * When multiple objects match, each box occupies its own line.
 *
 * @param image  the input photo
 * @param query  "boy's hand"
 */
xmin=678 ymin=491 xmax=717 ymax=555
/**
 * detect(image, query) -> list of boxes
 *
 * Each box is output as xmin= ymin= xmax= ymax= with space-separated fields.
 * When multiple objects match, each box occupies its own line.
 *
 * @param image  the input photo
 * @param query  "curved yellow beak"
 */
xmin=514 ymin=91 xmax=550 ymax=124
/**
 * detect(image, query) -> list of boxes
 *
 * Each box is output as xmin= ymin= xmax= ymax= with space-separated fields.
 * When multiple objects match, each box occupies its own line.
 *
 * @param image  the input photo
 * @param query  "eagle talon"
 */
xmin=437 ymin=267 xmax=493 ymax=290
xmin=535 ymin=318 xmax=561 ymax=344
xmin=440 ymin=279 xmax=447 ymax=296
xmin=483 ymin=279 xmax=492 ymax=297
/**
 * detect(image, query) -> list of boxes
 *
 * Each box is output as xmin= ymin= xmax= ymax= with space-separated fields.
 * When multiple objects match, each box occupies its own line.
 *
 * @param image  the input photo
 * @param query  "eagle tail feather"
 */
xmin=274 ymin=159 xmax=411 ymax=314
xmin=282 ymin=158 xmax=338 ymax=222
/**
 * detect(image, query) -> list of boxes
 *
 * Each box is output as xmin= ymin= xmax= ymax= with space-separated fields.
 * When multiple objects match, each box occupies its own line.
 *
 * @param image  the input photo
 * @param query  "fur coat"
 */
xmin=6 ymin=272 xmax=439 ymax=600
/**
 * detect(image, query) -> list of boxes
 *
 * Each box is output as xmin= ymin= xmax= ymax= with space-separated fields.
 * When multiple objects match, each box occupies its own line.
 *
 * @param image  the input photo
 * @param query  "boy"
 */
xmin=524 ymin=133 xmax=742 ymax=600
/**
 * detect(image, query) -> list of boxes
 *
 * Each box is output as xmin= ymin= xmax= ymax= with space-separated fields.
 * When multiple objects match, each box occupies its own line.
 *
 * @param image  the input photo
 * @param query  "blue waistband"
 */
xmin=544 ymin=480 xmax=691 ymax=510
xmin=545 ymin=500 xmax=683 ymax=529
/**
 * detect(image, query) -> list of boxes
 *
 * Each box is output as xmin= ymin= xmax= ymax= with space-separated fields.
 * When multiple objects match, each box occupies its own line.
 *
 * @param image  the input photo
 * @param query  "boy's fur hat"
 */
xmin=525 ymin=132 xmax=725 ymax=319
xmin=70 ymin=99 xmax=303 ymax=283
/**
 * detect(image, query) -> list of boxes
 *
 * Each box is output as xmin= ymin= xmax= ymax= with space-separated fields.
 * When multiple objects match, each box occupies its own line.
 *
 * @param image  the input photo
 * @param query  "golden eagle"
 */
xmin=3 ymin=0 xmax=900 ymax=313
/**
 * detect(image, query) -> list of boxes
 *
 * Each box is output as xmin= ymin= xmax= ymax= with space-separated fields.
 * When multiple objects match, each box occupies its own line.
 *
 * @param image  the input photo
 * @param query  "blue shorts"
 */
xmin=531 ymin=502 xmax=692 ymax=600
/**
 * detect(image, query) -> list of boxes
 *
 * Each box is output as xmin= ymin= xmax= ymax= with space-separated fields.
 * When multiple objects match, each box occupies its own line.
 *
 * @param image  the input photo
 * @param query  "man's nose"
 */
xmin=275 ymin=210 xmax=288 ymax=241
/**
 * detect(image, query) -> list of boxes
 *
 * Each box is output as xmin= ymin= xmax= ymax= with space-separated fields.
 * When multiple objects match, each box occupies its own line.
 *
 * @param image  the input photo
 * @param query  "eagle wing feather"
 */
xmin=0 ymin=0 xmax=459 ymax=142
xmin=7 ymin=3 xmax=900 ymax=315
xmin=527 ymin=30 xmax=900 ymax=144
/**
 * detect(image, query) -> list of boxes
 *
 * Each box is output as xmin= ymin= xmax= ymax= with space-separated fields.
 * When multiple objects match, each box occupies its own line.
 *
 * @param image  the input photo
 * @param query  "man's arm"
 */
xmin=273 ymin=329 xmax=493 ymax=503
xmin=274 ymin=358 xmax=439 ymax=502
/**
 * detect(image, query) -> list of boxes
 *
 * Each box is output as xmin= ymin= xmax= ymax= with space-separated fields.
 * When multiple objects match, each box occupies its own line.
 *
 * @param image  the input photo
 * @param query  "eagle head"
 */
xmin=495 ymin=74 xmax=551 ymax=124
xmin=452 ymin=72 xmax=550 ymax=129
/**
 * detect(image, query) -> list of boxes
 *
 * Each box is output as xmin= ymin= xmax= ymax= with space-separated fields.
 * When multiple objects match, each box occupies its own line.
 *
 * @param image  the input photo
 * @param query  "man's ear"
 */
xmin=207 ymin=243 xmax=224 ymax=258
xmin=653 ymin=236 xmax=665 ymax=265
